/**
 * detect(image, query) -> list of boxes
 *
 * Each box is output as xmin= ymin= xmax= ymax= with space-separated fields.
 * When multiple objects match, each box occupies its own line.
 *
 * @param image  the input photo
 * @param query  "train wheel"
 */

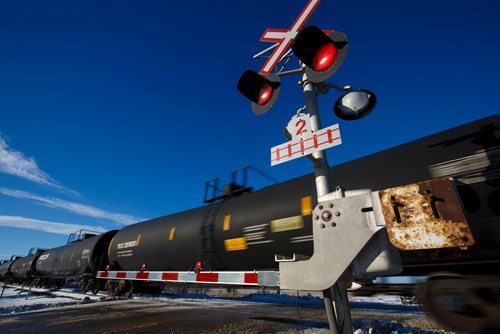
xmin=105 ymin=280 xmax=116 ymax=296
xmin=114 ymin=280 xmax=131 ymax=297
xmin=80 ymin=280 xmax=89 ymax=294
xmin=92 ymin=281 xmax=100 ymax=295
xmin=423 ymin=275 xmax=499 ymax=333
xmin=123 ymin=282 xmax=134 ymax=299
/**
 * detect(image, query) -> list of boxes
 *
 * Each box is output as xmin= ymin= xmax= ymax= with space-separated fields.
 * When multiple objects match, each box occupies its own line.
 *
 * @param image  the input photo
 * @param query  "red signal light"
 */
xmin=313 ymin=43 xmax=338 ymax=72
xmin=195 ymin=260 xmax=203 ymax=273
xmin=257 ymin=84 xmax=274 ymax=105
xmin=237 ymin=69 xmax=281 ymax=115
xmin=292 ymin=25 xmax=348 ymax=83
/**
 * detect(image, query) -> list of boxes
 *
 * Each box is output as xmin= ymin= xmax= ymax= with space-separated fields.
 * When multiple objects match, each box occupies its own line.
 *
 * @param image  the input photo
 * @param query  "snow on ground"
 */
xmin=0 ymin=286 xmax=97 ymax=315
xmin=351 ymin=294 xmax=404 ymax=305
xmin=0 ymin=287 xmax=454 ymax=333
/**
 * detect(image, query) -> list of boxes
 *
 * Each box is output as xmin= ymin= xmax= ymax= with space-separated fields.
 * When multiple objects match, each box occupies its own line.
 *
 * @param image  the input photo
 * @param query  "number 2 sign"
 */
xmin=286 ymin=113 xmax=313 ymax=140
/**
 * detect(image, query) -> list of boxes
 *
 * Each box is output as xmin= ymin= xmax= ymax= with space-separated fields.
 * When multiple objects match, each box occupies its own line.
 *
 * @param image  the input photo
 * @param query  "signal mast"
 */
xmin=237 ymin=1 xmax=377 ymax=333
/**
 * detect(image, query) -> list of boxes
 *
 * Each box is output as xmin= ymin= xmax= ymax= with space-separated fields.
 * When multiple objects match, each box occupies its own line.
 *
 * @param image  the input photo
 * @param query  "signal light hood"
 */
xmin=237 ymin=70 xmax=281 ymax=115
xmin=292 ymin=25 xmax=349 ymax=83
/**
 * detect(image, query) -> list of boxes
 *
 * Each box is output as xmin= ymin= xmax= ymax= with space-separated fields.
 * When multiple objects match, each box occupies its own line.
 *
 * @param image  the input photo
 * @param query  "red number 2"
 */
xmin=295 ymin=119 xmax=307 ymax=136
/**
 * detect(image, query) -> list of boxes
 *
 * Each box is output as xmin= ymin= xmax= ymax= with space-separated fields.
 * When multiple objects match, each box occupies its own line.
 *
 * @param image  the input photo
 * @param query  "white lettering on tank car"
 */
xmin=117 ymin=249 xmax=134 ymax=257
xmin=81 ymin=249 xmax=90 ymax=259
xmin=117 ymin=240 xmax=137 ymax=249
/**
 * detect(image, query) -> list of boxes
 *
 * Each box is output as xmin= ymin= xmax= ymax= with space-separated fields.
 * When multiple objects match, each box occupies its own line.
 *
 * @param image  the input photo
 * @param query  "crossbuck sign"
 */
xmin=259 ymin=0 xmax=321 ymax=75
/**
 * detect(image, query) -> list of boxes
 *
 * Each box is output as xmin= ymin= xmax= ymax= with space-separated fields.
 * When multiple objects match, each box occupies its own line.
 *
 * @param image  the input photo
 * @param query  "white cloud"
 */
xmin=0 ymin=188 xmax=143 ymax=225
xmin=0 ymin=215 xmax=108 ymax=235
xmin=0 ymin=136 xmax=75 ymax=194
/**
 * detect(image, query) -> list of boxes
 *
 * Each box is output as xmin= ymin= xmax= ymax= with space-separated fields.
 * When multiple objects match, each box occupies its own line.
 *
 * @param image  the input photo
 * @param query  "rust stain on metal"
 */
xmin=379 ymin=178 xmax=474 ymax=250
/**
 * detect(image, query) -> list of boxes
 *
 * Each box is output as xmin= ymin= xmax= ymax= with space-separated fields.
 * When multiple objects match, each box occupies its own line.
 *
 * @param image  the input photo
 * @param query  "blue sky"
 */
xmin=1 ymin=0 xmax=499 ymax=259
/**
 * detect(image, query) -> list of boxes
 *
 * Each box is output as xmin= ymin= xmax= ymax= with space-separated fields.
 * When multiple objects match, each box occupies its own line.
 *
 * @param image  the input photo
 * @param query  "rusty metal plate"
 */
xmin=379 ymin=178 xmax=474 ymax=250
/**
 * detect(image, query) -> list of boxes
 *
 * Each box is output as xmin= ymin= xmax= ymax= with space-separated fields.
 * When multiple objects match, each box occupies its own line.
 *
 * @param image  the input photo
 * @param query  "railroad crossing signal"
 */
xmin=237 ymin=70 xmax=281 ymax=115
xmin=292 ymin=25 xmax=349 ymax=83
xmin=237 ymin=2 xmax=378 ymax=333
xmin=237 ymin=0 xmax=376 ymax=334
xmin=237 ymin=0 xmax=352 ymax=114
xmin=237 ymin=0 xmax=322 ymax=114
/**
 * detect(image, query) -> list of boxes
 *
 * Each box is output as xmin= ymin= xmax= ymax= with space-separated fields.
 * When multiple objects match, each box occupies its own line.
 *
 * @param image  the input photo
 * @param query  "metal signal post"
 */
xmin=302 ymin=76 xmax=332 ymax=198
xmin=302 ymin=75 xmax=351 ymax=334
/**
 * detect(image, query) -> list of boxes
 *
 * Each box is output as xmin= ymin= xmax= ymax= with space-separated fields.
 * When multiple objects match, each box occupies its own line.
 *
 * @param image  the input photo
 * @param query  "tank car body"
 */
xmin=0 ymin=260 xmax=6 ymax=278
xmin=8 ymin=248 xmax=45 ymax=281
xmin=0 ymin=255 xmax=22 ymax=280
xmin=109 ymin=177 xmax=315 ymax=271
xmin=108 ymin=115 xmax=499 ymax=276
xmin=0 ymin=259 xmax=13 ymax=279
xmin=107 ymin=208 xmax=208 ymax=271
xmin=36 ymin=230 xmax=117 ymax=280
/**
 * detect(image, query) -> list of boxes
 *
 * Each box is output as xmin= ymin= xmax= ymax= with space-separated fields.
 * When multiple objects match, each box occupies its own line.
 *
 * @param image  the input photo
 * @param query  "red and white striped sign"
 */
xmin=97 ymin=270 xmax=279 ymax=287
xmin=259 ymin=0 xmax=321 ymax=75
xmin=271 ymin=124 xmax=341 ymax=166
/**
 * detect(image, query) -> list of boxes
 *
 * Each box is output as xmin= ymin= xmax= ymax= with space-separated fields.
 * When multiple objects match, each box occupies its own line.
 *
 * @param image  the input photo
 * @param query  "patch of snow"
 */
xmin=0 ymin=287 xmax=79 ymax=315
xmin=351 ymin=319 xmax=455 ymax=334
xmin=0 ymin=286 xmax=113 ymax=315
xmin=350 ymin=294 xmax=403 ymax=305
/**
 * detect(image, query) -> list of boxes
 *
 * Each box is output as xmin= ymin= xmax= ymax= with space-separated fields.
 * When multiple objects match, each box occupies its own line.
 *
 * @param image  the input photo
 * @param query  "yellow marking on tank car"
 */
xmin=136 ymin=234 xmax=142 ymax=247
xmin=108 ymin=237 xmax=115 ymax=256
xmin=301 ymin=196 xmax=312 ymax=216
xmin=224 ymin=237 xmax=248 ymax=251
xmin=271 ymin=216 xmax=304 ymax=233
xmin=223 ymin=215 xmax=231 ymax=231
xmin=169 ymin=227 xmax=176 ymax=240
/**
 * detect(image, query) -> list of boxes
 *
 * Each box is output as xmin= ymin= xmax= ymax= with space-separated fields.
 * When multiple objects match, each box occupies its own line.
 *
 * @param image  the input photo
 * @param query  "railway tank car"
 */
xmin=108 ymin=114 xmax=499 ymax=276
xmin=35 ymin=230 xmax=117 ymax=291
xmin=8 ymin=248 xmax=45 ymax=282
xmin=0 ymin=255 xmax=22 ymax=281
xmin=108 ymin=177 xmax=317 ymax=272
